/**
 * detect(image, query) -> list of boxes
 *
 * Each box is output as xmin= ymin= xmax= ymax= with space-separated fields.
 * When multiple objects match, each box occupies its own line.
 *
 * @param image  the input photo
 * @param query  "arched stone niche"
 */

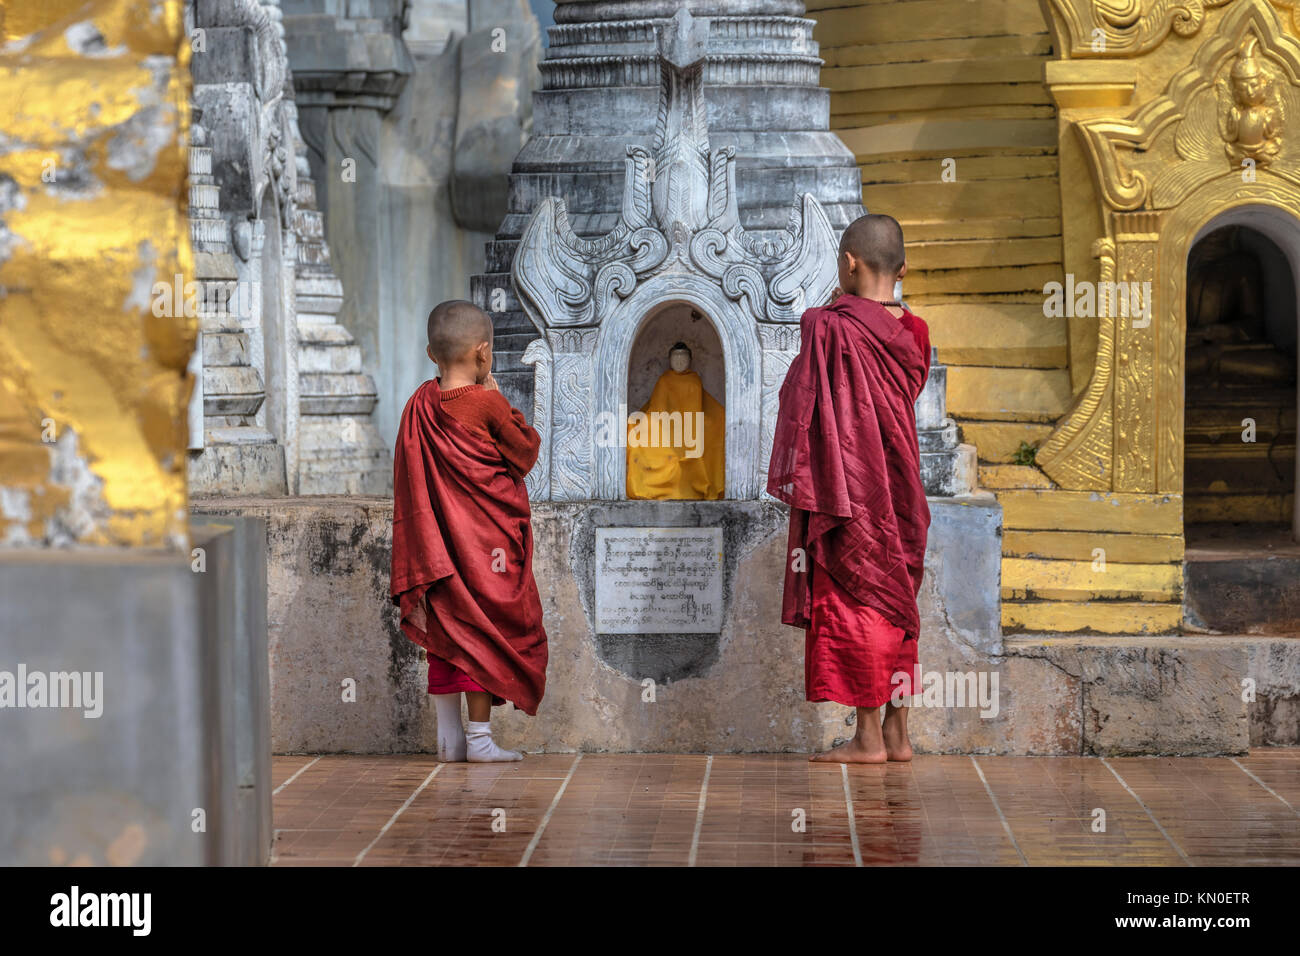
xmin=594 ymin=277 xmax=761 ymax=500
xmin=520 ymin=276 xmax=800 ymax=502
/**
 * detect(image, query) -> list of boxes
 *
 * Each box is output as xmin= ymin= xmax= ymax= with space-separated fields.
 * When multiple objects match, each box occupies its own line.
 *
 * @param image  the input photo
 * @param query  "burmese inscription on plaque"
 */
xmin=595 ymin=527 xmax=724 ymax=634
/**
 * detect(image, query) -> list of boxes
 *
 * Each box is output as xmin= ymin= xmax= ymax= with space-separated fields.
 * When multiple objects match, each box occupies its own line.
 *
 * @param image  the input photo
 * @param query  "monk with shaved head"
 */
xmin=768 ymin=213 xmax=932 ymax=764
xmin=390 ymin=299 xmax=546 ymax=762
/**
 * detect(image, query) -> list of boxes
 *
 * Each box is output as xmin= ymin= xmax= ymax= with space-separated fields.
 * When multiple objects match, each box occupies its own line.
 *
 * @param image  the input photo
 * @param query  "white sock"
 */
xmin=432 ymin=693 xmax=466 ymax=762
xmin=465 ymin=720 xmax=523 ymax=762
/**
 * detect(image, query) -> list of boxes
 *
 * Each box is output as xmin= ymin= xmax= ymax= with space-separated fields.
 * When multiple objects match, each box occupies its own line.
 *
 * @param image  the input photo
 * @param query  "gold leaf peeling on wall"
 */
xmin=0 ymin=0 xmax=193 ymax=549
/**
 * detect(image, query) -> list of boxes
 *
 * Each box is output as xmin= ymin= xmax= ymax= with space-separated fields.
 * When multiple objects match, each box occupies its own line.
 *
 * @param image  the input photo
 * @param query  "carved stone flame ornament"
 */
xmin=512 ymin=8 xmax=839 ymax=502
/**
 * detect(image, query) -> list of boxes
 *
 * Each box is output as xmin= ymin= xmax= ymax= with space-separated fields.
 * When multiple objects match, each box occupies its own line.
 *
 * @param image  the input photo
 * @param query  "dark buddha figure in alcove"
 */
xmin=1183 ymin=224 xmax=1297 ymax=527
xmin=1186 ymin=226 xmax=1296 ymax=388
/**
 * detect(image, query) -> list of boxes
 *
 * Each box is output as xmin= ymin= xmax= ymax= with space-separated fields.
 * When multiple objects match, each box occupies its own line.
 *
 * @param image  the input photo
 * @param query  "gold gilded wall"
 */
xmin=0 ymin=0 xmax=193 ymax=548
xmin=1038 ymin=0 xmax=1300 ymax=499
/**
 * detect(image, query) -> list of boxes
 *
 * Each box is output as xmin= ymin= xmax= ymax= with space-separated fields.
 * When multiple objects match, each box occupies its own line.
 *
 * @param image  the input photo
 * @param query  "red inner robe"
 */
xmin=389 ymin=379 xmax=548 ymax=715
xmin=767 ymin=295 xmax=931 ymax=708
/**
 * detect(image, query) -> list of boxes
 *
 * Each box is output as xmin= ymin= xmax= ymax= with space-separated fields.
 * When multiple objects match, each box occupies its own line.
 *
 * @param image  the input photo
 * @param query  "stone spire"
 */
xmin=472 ymin=0 xmax=867 ymax=416
xmin=510 ymin=7 xmax=843 ymax=501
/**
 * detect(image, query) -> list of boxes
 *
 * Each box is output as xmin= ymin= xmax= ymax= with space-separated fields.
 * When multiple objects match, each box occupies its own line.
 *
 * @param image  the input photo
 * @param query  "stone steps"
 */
xmin=958 ymin=422 xmax=1055 ymax=464
xmin=946 ymin=366 xmax=1073 ymax=423
xmin=297 ymin=325 xmax=365 ymax=373
xmin=199 ymin=309 xmax=243 ymax=334
xmin=921 ymin=303 xmax=1067 ymax=369
xmin=202 ymin=331 xmax=252 ymax=368
xmin=205 ymin=425 xmax=277 ymax=446
xmin=471 ymin=272 xmax=522 ymax=313
xmin=1002 ymin=601 xmax=1183 ymax=634
xmin=485 ymin=240 xmax=521 ymax=274
xmin=1001 ymin=557 xmax=1182 ymax=603
xmin=1002 ymin=530 xmax=1184 ymax=564
xmin=188 ymin=441 xmax=287 ymax=496
xmin=978 ymin=463 xmax=1054 ymax=489
xmin=496 ymin=331 xmax=538 ymax=351
xmin=202 ymin=366 xmax=265 ymax=418
xmin=299 ymin=372 xmax=379 ymax=416
xmin=295 ymin=275 xmax=344 ymax=314
xmin=994 ymin=488 xmax=1185 ymax=633
xmin=814 ymin=0 xmax=1077 ymax=625
xmin=1183 ymin=525 xmax=1300 ymax=634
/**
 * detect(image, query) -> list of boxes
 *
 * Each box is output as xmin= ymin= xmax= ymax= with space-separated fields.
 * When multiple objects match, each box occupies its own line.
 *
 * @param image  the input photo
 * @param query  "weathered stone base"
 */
xmin=297 ymin=418 xmax=392 ymax=495
xmin=190 ymin=497 xmax=1299 ymax=755
xmin=0 ymin=517 xmax=270 ymax=866
xmin=921 ymin=442 xmax=977 ymax=498
xmin=189 ymin=441 xmax=287 ymax=496
xmin=991 ymin=637 xmax=1251 ymax=755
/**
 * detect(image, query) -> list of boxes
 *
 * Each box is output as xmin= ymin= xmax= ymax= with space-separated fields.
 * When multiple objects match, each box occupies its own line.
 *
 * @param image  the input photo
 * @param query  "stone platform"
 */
xmin=192 ymin=495 xmax=1299 ymax=755
xmin=0 ymin=517 xmax=271 ymax=866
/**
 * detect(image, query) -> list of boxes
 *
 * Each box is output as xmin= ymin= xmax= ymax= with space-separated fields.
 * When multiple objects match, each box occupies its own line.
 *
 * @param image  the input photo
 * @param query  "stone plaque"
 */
xmin=595 ymin=527 xmax=724 ymax=634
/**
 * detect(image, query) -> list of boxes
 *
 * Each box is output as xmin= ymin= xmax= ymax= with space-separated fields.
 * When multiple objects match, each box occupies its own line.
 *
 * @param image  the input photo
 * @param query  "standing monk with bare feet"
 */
xmin=767 ymin=214 xmax=932 ymax=764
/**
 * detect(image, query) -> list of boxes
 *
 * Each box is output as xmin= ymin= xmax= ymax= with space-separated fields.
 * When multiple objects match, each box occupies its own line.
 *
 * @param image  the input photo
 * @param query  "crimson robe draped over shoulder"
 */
xmin=389 ymin=379 xmax=547 ymax=715
xmin=767 ymin=295 xmax=931 ymax=642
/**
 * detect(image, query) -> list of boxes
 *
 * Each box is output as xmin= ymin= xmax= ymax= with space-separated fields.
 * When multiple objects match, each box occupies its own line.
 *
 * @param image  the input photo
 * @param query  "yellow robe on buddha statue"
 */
xmin=626 ymin=369 xmax=725 ymax=499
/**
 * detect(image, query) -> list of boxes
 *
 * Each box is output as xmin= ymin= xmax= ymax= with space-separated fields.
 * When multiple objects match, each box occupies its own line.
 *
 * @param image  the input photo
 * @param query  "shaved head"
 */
xmin=840 ymin=213 xmax=905 ymax=277
xmin=426 ymin=299 xmax=493 ymax=365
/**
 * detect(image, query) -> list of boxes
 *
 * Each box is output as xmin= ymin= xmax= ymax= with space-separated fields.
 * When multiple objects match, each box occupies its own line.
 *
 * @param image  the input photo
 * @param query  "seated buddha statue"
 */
xmin=1186 ymin=228 xmax=1295 ymax=388
xmin=626 ymin=341 xmax=725 ymax=500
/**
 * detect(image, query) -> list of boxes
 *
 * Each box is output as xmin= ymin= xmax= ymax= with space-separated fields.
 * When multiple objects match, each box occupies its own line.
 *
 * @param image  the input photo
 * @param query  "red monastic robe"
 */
xmin=389 ymin=379 xmax=548 ymax=715
xmin=767 ymin=295 xmax=931 ymax=708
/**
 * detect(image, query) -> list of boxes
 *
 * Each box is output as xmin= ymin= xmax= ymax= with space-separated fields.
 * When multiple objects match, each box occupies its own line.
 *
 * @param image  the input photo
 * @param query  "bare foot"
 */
xmin=881 ymin=709 xmax=913 ymax=762
xmin=810 ymin=736 xmax=888 ymax=764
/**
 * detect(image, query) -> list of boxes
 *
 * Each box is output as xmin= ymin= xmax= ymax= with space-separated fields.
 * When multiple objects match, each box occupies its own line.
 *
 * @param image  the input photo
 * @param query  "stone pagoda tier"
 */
xmin=471 ymin=0 xmax=867 ymax=416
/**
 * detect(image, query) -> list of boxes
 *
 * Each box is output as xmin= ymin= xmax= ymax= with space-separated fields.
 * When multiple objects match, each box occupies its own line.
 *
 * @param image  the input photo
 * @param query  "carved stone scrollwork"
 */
xmin=521 ymin=338 xmax=552 ymax=501
xmin=1076 ymin=1 xmax=1300 ymax=214
xmin=1048 ymin=0 xmax=1234 ymax=57
xmin=1037 ymin=240 xmax=1118 ymax=491
xmin=756 ymin=323 xmax=801 ymax=498
xmin=1051 ymin=0 xmax=1300 ymax=56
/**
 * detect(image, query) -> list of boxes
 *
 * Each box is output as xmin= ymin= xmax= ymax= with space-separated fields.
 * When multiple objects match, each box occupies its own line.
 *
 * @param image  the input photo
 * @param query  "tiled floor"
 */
xmin=270 ymin=750 xmax=1300 ymax=866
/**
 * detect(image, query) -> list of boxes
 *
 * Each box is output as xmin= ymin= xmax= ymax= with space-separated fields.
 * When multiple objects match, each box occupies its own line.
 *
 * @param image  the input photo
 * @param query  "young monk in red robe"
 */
xmin=768 ymin=214 xmax=931 ymax=764
xmin=390 ymin=300 xmax=547 ymax=762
